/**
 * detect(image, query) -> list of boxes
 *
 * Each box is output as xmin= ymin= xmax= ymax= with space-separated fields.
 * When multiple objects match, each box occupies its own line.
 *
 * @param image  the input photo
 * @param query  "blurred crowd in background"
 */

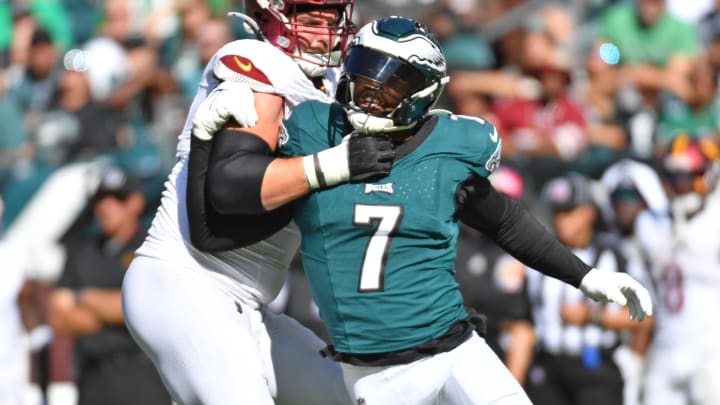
xmin=1 ymin=0 xmax=719 ymax=404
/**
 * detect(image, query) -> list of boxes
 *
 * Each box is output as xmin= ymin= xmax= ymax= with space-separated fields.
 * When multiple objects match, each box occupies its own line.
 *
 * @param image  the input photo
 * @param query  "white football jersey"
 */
xmin=636 ymin=190 xmax=720 ymax=346
xmin=176 ymin=39 xmax=333 ymax=158
xmin=137 ymin=39 xmax=336 ymax=307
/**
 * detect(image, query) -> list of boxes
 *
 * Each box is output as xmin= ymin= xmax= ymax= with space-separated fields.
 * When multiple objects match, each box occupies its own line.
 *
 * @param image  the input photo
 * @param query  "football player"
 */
xmin=120 ymin=1 xmax=393 ymax=404
xmin=639 ymin=135 xmax=720 ymax=405
xmin=272 ymin=17 xmax=653 ymax=404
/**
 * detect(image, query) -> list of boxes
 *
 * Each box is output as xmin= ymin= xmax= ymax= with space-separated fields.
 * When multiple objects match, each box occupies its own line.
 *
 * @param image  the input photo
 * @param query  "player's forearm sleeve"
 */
xmin=205 ymin=128 xmax=275 ymax=214
xmin=186 ymin=131 xmax=291 ymax=252
xmin=455 ymin=175 xmax=591 ymax=287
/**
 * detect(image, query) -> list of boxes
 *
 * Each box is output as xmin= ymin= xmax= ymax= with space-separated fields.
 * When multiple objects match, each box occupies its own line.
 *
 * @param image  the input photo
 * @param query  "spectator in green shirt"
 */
xmin=586 ymin=0 xmax=701 ymax=121
xmin=656 ymin=58 xmax=720 ymax=151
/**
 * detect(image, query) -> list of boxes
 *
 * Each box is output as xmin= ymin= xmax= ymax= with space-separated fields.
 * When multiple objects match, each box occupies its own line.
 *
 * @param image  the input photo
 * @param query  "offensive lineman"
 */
xmin=271 ymin=17 xmax=653 ymax=404
xmin=121 ymin=1 xmax=393 ymax=404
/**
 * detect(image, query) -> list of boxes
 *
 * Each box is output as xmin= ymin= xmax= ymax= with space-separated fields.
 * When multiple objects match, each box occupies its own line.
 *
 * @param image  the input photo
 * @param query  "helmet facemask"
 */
xmin=244 ymin=0 xmax=355 ymax=77
xmin=337 ymin=45 xmax=448 ymax=133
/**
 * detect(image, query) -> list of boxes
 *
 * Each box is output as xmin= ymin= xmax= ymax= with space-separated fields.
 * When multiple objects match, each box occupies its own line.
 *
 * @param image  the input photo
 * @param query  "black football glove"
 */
xmin=347 ymin=132 xmax=394 ymax=182
xmin=302 ymin=132 xmax=394 ymax=190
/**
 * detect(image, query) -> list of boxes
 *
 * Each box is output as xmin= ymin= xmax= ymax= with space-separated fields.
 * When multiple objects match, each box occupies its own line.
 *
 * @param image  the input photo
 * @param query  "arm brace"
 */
xmin=455 ymin=175 xmax=591 ymax=287
xmin=186 ymin=130 xmax=292 ymax=252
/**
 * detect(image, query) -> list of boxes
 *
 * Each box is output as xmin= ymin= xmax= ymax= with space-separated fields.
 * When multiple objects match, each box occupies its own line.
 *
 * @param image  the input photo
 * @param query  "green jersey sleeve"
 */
xmin=440 ymin=113 xmax=503 ymax=179
xmin=280 ymin=100 xmax=343 ymax=158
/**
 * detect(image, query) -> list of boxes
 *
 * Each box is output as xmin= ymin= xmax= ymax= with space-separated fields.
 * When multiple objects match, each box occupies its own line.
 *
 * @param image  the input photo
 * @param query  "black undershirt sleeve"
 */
xmin=455 ymin=175 xmax=591 ymax=287
xmin=186 ymin=129 xmax=292 ymax=252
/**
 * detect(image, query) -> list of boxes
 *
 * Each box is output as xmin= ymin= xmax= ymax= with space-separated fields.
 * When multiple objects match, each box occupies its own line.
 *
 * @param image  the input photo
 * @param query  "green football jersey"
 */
xmin=281 ymin=101 xmax=502 ymax=354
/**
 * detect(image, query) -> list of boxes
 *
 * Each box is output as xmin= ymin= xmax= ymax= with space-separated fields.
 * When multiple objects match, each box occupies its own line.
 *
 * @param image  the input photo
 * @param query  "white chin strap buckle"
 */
xmin=295 ymin=54 xmax=330 ymax=78
xmin=346 ymin=110 xmax=396 ymax=133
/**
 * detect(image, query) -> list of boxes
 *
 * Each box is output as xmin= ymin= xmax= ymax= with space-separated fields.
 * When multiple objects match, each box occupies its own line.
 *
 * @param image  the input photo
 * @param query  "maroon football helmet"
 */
xmin=242 ymin=0 xmax=355 ymax=77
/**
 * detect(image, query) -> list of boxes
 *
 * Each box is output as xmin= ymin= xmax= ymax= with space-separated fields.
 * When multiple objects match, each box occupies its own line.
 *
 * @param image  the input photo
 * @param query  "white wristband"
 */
xmin=302 ymin=154 xmax=321 ymax=190
xmin=302 ymin=142 xmax=350 ymax=190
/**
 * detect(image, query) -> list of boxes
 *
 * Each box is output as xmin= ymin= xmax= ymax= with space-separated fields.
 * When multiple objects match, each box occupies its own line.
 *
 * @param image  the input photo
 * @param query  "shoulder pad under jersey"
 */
xmin=446 ymin=113 xmax=503 ymax=174
xmin=208 ymin=39 xmax=327 ymax=107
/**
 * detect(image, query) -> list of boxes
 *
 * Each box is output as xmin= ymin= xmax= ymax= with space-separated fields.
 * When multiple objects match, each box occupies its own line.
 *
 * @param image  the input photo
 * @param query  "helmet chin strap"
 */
xmin=345 ymin=108 xmax=416 ymax=133
xmin=295 ymin=57 xmax=328 ymax=78
xmin=293 ymin=42 xmax=343 ymax=78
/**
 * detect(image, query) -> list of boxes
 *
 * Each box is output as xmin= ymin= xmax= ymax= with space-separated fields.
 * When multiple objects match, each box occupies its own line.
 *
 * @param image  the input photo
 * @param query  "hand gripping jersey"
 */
xmin=136 ymin=39 xmax=334 ymax=307
xmin=280 ymin=101 xmax=503 ymax=354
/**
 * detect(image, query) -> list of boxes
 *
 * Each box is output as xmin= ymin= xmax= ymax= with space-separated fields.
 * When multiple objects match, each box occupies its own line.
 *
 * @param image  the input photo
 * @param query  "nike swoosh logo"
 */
xmin=234 ymin=56 xmax=252 ymax=72
xmin=489 ymin=126 xmax=498 ymax=143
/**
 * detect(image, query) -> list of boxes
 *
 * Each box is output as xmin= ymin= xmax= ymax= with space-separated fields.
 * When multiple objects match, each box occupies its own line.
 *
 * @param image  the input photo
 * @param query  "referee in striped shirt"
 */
xmin=523 ymin=173 xmax=653 ymax=405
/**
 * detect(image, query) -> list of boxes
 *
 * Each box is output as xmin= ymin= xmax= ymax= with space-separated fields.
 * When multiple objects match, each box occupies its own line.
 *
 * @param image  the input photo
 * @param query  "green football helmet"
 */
xmin=336 ymin=16 xmax=449 ymax=133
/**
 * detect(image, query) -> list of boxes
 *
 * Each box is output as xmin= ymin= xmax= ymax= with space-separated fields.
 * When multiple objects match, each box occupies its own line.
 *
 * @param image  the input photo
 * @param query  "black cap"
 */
xmin=541 ymin=173 xmax=594 ymax=212
xmin=91 ymin=166 xmax=139 ymax=203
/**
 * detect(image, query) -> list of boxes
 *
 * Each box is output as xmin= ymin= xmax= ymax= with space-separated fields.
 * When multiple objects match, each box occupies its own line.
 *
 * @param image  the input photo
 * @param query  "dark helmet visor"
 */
xmin=344 ymin=46 xmax=426 ymax=96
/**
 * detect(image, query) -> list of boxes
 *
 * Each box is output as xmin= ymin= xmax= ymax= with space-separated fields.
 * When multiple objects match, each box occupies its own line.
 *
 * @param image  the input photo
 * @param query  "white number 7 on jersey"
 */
xmin=353 ymin=204 xmax=403 ymax=292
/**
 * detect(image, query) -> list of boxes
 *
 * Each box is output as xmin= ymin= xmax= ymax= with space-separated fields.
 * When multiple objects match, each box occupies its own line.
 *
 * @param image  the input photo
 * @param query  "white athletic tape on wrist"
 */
xmin=302 ymin=154 xmax=321 ymax=190
xmin=302 ymin=144 xmax=350 ymax=190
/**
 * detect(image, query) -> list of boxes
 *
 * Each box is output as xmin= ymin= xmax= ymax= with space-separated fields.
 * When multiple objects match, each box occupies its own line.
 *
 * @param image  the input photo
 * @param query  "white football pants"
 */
xmin=122 ymin=255 xmax=351 ymax=405
xmin=643 ymin=341 xmax=720 ymax=405
xmin=341 ymin=333 xmax=531 ymax=405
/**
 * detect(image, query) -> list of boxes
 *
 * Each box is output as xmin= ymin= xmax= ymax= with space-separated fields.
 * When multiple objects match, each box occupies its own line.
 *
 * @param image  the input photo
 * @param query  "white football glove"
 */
xmin=192 ymin=81 xmax=258 ymax=141
xmin=579 ymin=268 xmax=653 ymax=321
